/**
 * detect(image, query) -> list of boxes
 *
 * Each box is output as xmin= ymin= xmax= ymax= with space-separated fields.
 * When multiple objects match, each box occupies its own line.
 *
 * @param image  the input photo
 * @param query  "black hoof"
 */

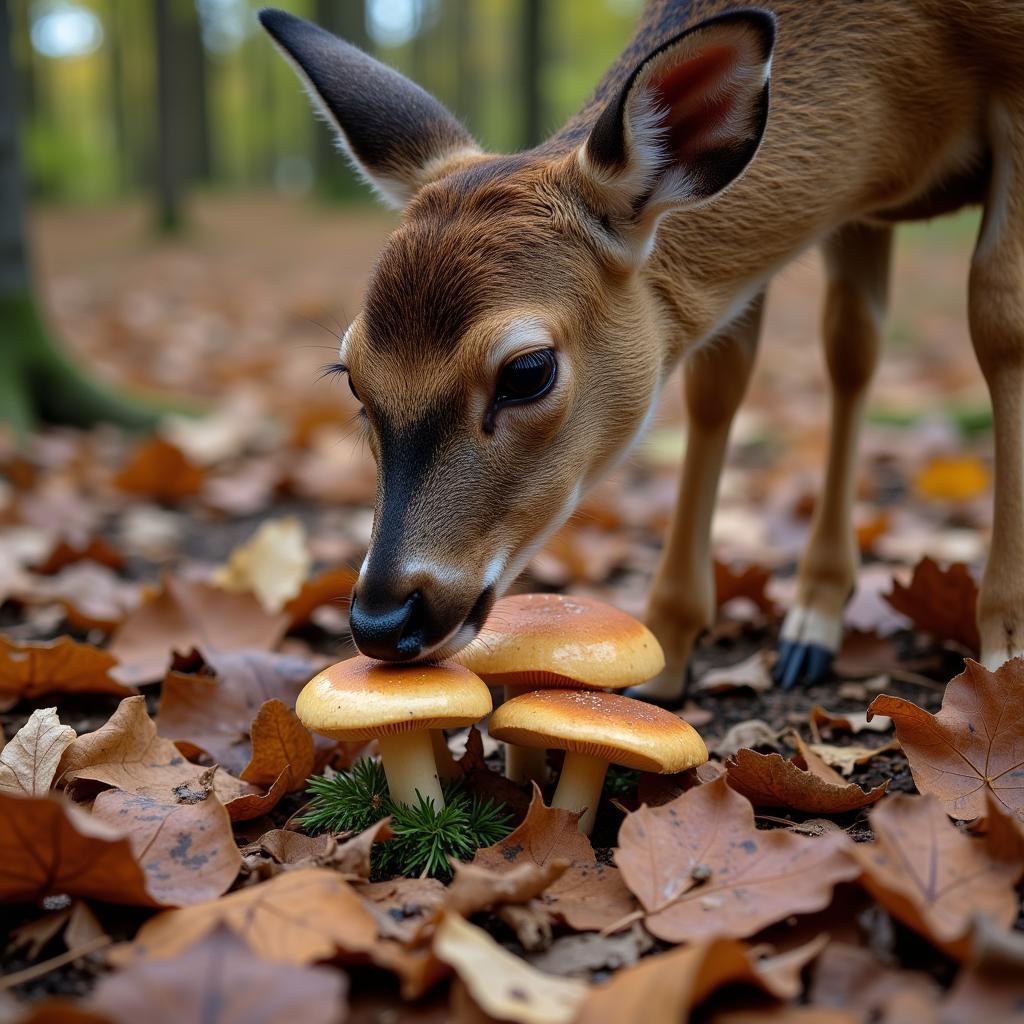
xmin=773 ymin=640 xmax=834 ymax=690
xmin=624 ymin=665 xmax=693 ymax=711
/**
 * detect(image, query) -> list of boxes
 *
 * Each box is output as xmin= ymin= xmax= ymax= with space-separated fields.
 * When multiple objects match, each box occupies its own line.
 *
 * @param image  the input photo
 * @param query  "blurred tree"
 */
xmin=452 ymin=0 xmax=477 ymax=133
xmin=0 ymin=0 xmax=159 ymax=433
xmin=520 ymin=0 xmax=543 ymax=148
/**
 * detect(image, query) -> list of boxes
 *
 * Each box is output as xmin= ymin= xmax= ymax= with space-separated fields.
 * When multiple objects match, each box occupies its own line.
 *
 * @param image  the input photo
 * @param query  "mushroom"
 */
xmin=295 ymin=656 xmax=492 ymax=809
xmin=454 ymin=593 xmax=665 ymax=783
xmin=488 ymin=689 xmax=708 ymax=834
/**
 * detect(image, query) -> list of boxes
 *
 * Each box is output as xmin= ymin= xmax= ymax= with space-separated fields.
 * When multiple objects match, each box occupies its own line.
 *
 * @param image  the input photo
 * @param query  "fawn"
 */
xmin=261 ymin=2 xmax=1024 ymax=702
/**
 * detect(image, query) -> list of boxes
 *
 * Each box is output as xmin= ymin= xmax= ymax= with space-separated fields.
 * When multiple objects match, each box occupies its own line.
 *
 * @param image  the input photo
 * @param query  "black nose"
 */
xmin=349 ymin=590 xmax=426 ymax=661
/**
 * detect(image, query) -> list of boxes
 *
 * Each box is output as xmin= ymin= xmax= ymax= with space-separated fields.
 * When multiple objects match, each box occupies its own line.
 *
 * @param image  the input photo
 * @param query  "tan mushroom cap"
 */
xmin=454 ymin=593 xmax=665 ymax=689
xmin=295 ymin=656 xmax=492 ymax=741
xmin=488 ymin=690 xmax=708 ymax=773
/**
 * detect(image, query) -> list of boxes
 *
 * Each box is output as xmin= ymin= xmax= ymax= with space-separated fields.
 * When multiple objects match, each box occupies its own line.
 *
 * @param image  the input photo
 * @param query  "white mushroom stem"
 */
xmin=376 ymin=730 xmax=445 ymax=810
xmin=503 ymin=685 xmax=550 ymax=785
xmin=550 ymin=752 xmax=610 ymax=835
xmin=431 ymin=729 xmax=461 ymax=779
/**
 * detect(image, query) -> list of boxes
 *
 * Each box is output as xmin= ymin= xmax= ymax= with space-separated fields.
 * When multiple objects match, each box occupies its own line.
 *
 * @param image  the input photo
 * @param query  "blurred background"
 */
xmin=0 ymin=0 xmax=999 ymax=643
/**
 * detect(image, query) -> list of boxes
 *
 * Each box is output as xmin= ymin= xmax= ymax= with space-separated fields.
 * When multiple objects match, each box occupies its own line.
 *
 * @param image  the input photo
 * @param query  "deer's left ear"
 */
xmin=259 ymin=8 xmax=480 ymax=209
xmin=580 ymin=9 xmax=775 ymax=254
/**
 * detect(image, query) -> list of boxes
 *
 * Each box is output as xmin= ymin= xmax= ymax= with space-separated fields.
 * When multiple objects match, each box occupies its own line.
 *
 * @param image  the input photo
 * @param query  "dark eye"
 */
xmin=495 ymin=349 xmax=557 ymax=406
xmin=347 ymin=374 xmax=361 ymax=404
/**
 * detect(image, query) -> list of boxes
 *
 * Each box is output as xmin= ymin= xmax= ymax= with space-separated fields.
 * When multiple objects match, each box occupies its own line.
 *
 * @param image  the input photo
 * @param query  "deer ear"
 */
xmin=581 ymin=9 xmax=775 ymax=254
xmin=259 ymin=8 xmax=479 ymax=209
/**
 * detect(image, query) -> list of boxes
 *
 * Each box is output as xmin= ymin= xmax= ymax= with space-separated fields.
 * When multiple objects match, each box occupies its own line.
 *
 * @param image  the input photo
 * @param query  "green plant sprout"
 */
xmin=299 ymin=759 xmax=513 ymax=879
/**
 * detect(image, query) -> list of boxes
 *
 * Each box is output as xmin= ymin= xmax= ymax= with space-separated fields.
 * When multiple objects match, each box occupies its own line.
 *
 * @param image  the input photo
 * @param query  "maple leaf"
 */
xmin=615 ymin=776 xmax=859 ymax=943
xmin=852 ymin=793 xmax=1023 ymax=960
xmin=0 ymin=635 xmax=135 ymax=712
xmin=0 ymin=792 xmax=157 ymax=905
xmin=473 ymin=786 xmax=637 ymax=932
xmin=714 ymin=559 xmax=776 ymax=615
xmin=87 ymin=926 xmax=347 ymax=1024
xmin=883 ymin=557 xmax=980 ymax=653
xmin=725 ymin=738 xmax=888 ymax=813
xmin=868 ymin=658 xmax=1024 ymax=818
xmin=0 ymin=707 xmax=76 ymax=796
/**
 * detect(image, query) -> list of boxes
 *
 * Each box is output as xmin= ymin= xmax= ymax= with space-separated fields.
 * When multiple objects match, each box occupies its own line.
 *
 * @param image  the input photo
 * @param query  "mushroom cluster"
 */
xmin=459 ymin=593 xmax=709 ymax=833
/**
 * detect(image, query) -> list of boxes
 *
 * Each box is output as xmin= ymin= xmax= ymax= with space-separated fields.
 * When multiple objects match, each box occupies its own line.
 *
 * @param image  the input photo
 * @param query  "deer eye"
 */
xmin=495 ymin=349 xmax=557 ymax=406
xmin=347 ymin=374 xmax=361 ymax=403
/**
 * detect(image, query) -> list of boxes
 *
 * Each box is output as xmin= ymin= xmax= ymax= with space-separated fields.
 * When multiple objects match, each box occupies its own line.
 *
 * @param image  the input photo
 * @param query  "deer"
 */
xmin=260 ymin=2 xmax=1024 ymax=703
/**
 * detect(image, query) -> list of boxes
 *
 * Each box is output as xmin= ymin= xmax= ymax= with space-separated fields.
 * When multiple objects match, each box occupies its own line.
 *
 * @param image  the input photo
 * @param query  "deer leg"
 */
xmin=633 ymin=293 xmax=764 ymax=705
xmin=968 ymin=102 xmax=1024 ymax=670
xmin=775 ymin=222 xmax=891 ymax=689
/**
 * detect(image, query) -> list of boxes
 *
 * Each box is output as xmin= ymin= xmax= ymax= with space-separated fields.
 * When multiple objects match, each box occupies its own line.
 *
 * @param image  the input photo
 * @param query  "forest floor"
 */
xmin=1 ymin=196 xmax=1021 ymax=1023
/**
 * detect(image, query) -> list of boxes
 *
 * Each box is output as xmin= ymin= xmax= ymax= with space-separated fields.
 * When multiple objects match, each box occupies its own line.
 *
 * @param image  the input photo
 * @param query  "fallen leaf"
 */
xmin=32 ymin=536 xmax=126 ymax=575
xmin=944 ymin=915 xmax=1024 ymax=1023
xmin=284 ymin=565 xmax=357 ymax=629
xmin=714 ymin=560 xmax=777 ymax=615
xmin=851 ymin=794 xmax=1022 ymax=960
xmin=867 ymin=658 xmax=1024 ymax=818
xmin=87 ymin=926 xmax=347 ymax=1024
xmin=114 ymin=436 xmax=204 ymax=502
xmin=914 ymin=454 xmax=991 ymax=501
xmin=0 ymin=635 xmax=135 ymax=712
xmin=615 ymin=776 xmax=859 ymax=943
xmin=807 ymin=739 xmax=901 ymax=778
xmin=213 ymin=517 xmax=312 ymax=614
xmin=432 ymin=912 xmax=587 ymax=1024
xmin=7 ymin=900 xmax=107 ymax=959
xmin=114 ymin=867 xmax=378 ymax=965
xmin=19 ymin=562 xmax=148 ymax=632
xmin=91 ymin=786 xmax=241 ymax=906
xmin=359 ymin=876 xmax=447 ymax=942
xmin=883 ymin=557 xmax=980 ymax=653
xmin=241 ymin=698 xmax=315 ymax=792
xmin=725 ymin=746 xmax=888 ymax=813
xmin=0 ymin=792 xmax=157 ymax=905
xmin=443 ymin=859 xmax=569 ymax=921
xmin=712 ymin=719 xmax=781 ymax=759
xmin=525 ymin=926 xmax=653 ymax=979
xmin=809 ymin=704 xmax=893 ymax=736
xmin=0 ymin=706 xmax=76 ymax=796
xmin=240 ymin=828 xmax=335 ymax=868
xmin=694 ymin=650 xmax=774 ymax=695
xmin=109 ymin=577 xmax=291 ymax=686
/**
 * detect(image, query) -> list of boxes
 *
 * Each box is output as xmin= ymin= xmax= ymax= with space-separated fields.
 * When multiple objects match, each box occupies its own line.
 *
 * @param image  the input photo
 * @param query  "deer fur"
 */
xmin=262 ymin=2 xmax=1024 ymax=698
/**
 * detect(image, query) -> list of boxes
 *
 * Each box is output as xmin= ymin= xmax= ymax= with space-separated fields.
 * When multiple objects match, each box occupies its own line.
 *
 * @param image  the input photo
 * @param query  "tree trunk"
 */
xmin=153 ymin=0 xmax=189 ymax=232
xmin=452 ymin=0 xmax=477 ymax=133
xmin=520 ymin=0 xmax=544 ymax=149
xmin=0 ymin=0 xmax=162 ymax=433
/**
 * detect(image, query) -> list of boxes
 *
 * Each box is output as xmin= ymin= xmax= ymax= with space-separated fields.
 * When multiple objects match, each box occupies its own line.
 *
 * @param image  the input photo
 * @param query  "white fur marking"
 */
xmin=780 ymin=605 xmax=843 ymax=653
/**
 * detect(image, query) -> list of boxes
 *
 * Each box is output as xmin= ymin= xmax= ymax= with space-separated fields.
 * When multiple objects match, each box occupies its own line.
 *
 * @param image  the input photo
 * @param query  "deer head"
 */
xmin=260 ymin=6 xmax=774 ymax=661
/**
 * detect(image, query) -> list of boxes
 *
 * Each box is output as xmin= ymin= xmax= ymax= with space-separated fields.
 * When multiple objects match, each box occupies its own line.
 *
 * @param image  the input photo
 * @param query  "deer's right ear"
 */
xmin=579 ymin=9 xmax=775 ymax=257
xmin=259 ymin=8 xmax=479 ymax=209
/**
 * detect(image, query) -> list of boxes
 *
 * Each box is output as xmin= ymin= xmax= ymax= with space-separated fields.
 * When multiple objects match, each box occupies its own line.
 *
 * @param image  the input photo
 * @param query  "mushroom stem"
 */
xmin=431 ymin=730 xmax=461 ymax=779
xmin=376 ymin=731 xmax=445 ymax=810
xmin=503 ymin=685 xmax=550 ymax=785
xmin=550 ymin=751 xmax=609 ymax=834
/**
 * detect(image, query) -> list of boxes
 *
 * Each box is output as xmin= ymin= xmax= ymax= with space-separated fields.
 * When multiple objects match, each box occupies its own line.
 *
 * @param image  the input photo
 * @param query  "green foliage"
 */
xmin=299 ymin=759 xmax=513 ymax=880
xmin=604 ymin=765 xmax=641 ymax=798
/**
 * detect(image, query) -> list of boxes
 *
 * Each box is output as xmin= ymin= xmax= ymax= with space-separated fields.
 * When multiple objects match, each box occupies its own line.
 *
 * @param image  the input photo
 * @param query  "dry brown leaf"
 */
xmin=7 ymin=900 xmax=107 ymax=960
xmin=851 ymin=794 xmax=1022 ymax=960
xmin=156 ymin=648 xmax=322 ymax=776
xmin=712 ymin=719 xmax=781 ymax=759
xmin=241 ymin=828 xmax=335 ymax=867
xmin=694 ymin=651 xmax=774 ymax=695
xmin=809 ymin=704 xmax=893 ymax=736
xmin=359 ymin=877 xmax=447 ymax=943
xmin=443 ymin=860 xmax=569 ymax=922
xmin=615 ymin=775 xmax=859 ymax=943
xmin=725 ymin=746 xmax=888 ymax=812
xmin=32 ymin=536 xmax=126 ymax=575
xmin=432 ymin=912 xmax=587 ymax=1024
xmin=867 ymin=658 xmax=1024 ymax=818
xmin=714 ymin=560 xmax=777 ymax=615
xmin=91 ymin=786 xmax=241 ymax=906
xmin=944 ymin=915 xmax=1024 ymax=1023
xmin=473 ymin=786 xmax=637 ymax=932
xmin=113 ymin=867 xmax=378 ymax=965
xmin=285 ymin=565 xmax=357 ymax=629
xmin=883 ymin=557 xmax=980 ymax=653
xmin=114 ymin=436 xmax=205 ymax=502
xmin=710 ymin=1009 xmax=859 ymax=1023
xmin=109 ymin=577 xmax=291 ymax=686
xmin=0 ymin=635 xmax=135 ymax=711
xmin=86 ymin=925 xmax=347 ymax=1024
xmin=213 ymin=516 xmax=312 ymax=614
xmin=19 ymin=562 xmax=149 ymax=632
xmin=0 ymin=792 xmax=157 ymax=905
xmin=241 ymin=698 xmax=315 ymax=792
xmin=808 ymin=739 xmax=901 ymax=778
xmin=0 ymin=706 xmax=76 ymax=796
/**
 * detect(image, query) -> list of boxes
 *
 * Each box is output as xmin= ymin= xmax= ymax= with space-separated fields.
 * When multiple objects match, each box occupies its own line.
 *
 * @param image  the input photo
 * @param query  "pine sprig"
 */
xmin=299 ymin=759 xmax=513 ymax=880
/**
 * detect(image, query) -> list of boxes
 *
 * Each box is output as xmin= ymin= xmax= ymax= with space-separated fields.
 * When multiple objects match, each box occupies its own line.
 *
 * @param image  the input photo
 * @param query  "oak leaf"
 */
xmin=725 ymin=739 xmax=888 ymax=813
xmin=241 ymin=698 xmax=315 ymax=792
xmin=851 ymin=794 xmax=1022 ymax=960
xmin=86 ymin=926 xmax=347 ymax=1024
xmin=0 ymin=635 xmax=135 ymax=712
xmin=615 ymin=776 xmax=859 ymax=943
xmin=883 ymin=557 xmax=980 ymax=653
xmin=109 ymin=577 xmax=290 ymax=685
xmin=867 ymin=658 xmax=1024 ymax=818
xmin=473 ymin=786 xmax=637 ymax=932
xmin=0 ymin=706 xmax=76 ymax=796
xmin=0 ymin=792 xmax=157 ymax=905
xmin=113 ymin=867 xmax=378 ymax=965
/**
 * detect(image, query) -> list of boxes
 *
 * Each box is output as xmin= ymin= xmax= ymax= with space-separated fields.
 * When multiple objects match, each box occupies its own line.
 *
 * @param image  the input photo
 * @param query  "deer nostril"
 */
xmin=349 ymin=590 xmax=426 ymax=661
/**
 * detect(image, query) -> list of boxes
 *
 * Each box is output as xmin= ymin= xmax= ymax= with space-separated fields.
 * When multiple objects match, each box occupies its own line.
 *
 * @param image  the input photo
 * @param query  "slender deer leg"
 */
xmin=775 ymin=223 xmax=892 ymax=689
xmin=634 ymin=293 xmax=765 ymax=704
xmin=969 ymin=102 xmax=1024 ymax=670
